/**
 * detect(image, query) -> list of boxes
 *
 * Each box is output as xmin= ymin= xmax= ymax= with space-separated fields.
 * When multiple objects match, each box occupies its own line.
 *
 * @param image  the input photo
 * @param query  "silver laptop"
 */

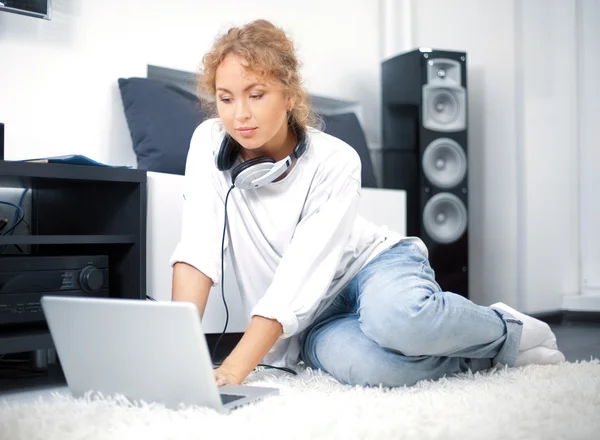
xmin=40 ymin=295 xmax=278 ymax=413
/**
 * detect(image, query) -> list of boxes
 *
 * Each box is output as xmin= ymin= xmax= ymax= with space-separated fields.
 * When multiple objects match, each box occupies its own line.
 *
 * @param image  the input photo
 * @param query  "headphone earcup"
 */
xmin=216 ymin=136 xmax=239 ymax=171
xmin=231 ymin=157 xmax=275 ymax=185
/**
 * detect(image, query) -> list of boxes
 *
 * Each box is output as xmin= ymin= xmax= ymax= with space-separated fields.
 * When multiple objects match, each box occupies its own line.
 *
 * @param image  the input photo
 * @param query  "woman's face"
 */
xmin=215 ymin=53 xmax=292 ymax=158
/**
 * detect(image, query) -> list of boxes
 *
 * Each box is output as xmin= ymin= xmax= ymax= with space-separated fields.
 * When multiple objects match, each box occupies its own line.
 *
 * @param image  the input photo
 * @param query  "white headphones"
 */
xmin=214 ymin=124 xmax=307 ymax=189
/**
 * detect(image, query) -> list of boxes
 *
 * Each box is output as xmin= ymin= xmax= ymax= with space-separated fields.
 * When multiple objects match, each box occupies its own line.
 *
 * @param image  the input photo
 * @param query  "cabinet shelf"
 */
xmin=0 ymin=161 xmax=145 ymax=187
xmin=0 ymin=328 xmax=54 ymax=354
xmin=0 ymin=160 xmax=147 ymax=361
xmin=0 ymin=234 xmax=137 ymax=246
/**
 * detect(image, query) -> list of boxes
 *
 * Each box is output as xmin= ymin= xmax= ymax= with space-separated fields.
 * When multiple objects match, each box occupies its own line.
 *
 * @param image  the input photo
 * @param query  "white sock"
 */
xmin=515 ymin=346 xmax=565 ymax=367
xmin=490 ymin=302 xmax=556 ymax=352
xmin=540 ymin=334 xmax=558 ymax=350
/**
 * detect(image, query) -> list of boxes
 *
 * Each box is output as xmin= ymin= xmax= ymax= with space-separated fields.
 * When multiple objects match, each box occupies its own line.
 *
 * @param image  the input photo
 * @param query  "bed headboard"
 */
xmin=145 ymin=64 xmax=364 ymax=119
xmin=146 ymin=65 xmax=198 ymax=97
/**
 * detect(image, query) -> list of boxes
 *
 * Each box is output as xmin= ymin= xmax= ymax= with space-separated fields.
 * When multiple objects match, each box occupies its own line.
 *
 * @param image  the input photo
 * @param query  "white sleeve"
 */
xmin=169 ymin=120 xmax=228 ymax=285
xmin=250 ymin=151 xmax=361 ymax=338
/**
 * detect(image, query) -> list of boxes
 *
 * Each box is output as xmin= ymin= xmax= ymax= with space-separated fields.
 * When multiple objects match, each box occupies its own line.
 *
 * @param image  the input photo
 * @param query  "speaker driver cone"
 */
xmin=423 ymin=193 xmax=467 ymax=244
xmin=422 ymin=138 xmax=467 ymax=188
xmin=426 ymin=88 xmax=459 ymax=125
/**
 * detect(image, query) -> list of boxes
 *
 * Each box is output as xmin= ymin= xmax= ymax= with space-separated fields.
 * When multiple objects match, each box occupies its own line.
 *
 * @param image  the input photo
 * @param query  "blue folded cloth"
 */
xmin=24 ymin=154 xmax=131 ymax=168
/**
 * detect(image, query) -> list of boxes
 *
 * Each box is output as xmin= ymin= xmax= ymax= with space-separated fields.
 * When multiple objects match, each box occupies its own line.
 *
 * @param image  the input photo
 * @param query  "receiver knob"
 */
xmin=79 ymin=265 xmax=104 ymax=292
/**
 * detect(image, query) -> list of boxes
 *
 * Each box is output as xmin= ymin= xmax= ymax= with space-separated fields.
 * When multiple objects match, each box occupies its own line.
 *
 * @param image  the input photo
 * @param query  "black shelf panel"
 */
xmin=0 ymin=160 xmax=146 ymax=188
xmin=0 ymin=235 xmax=137 ymax=245
xmin=0 ymin=329 xmax=54 ymax=355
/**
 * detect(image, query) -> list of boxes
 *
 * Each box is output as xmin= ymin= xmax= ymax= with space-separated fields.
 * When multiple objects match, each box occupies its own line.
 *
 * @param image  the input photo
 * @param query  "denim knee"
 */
xmin=359 ymin=286 xmax=447 ymax=356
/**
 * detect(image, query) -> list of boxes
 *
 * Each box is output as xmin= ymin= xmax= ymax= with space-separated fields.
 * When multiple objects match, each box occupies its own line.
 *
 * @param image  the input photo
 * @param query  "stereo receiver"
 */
xmin=0 ymin=255 xmax=109 ymax=325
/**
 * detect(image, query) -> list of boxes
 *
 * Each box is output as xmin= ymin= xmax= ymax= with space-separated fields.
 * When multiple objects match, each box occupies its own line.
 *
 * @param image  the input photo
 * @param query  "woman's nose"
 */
xmin=235 ymin=100 xmax=251 ymax=121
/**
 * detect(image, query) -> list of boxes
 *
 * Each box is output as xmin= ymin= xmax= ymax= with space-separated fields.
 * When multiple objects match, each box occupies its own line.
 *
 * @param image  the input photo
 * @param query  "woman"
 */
xmin=171 ymin=19 xmax=564 ymax=388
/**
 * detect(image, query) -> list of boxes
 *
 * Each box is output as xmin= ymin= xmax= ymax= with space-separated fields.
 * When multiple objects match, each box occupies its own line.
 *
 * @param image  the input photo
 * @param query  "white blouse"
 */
xmin=170 ymin=118 xmax=423 ymax=367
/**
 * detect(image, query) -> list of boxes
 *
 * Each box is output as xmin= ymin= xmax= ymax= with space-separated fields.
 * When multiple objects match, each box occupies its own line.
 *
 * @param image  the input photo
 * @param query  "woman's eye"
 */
xmin=250 ymin=94 xmax=263 ymax=100
xmin=219 ymin=97 xmax=232 ymax=103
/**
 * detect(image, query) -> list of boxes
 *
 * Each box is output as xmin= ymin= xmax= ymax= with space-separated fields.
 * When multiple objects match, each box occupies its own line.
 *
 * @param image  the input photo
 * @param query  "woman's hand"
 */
xmin=212 ymin=316 xmax=283 ymax=386
xmin=214 ymin=366 xmax=243 ymax=387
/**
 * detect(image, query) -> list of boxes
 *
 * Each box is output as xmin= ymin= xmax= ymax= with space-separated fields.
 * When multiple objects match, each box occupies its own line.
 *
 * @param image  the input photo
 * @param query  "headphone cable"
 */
xmin=211 ymin=184 xmax=297 ymax=377
xmin=211 ymin=184 xmax=235 ymax=362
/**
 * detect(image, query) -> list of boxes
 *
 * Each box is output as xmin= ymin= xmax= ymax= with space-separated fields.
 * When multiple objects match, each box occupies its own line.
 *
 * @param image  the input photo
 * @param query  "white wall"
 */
xmin=382 ymin=0 xmax=580 ymax=312
xmin=0 ymin=0 xmax=381 ymax=166
xmin=577 ymin=0 xmax=600 ymax=298
xmin=517 ymin=0 xmax=580 ymax=312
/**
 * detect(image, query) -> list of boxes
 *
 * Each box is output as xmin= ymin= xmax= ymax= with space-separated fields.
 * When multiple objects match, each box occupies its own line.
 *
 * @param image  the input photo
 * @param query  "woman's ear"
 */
xmin=287 ymin=94 xmax=297 ymax=112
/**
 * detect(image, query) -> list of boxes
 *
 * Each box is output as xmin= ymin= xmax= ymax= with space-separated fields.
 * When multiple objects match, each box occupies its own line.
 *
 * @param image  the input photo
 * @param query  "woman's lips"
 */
xmin=238 ymin=127 xmax=257 ymax=138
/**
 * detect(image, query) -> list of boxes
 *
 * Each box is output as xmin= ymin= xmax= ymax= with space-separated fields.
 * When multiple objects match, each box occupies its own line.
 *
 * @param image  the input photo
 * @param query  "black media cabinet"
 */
xmin=0 ymin=160 xmax=147 ymax=356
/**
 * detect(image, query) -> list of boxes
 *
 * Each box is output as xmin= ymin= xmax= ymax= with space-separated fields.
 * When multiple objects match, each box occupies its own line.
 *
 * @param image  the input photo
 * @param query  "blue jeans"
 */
xmin=300 ymin=241 xmax=523 ymax=387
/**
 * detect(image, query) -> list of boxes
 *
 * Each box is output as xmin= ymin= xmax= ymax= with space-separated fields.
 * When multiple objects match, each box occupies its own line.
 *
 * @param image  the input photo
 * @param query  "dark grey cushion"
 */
xmin=320 ymin=112 xmax=378 ymax=188
xmin=118 ymin=77 xmax=206 ymax=175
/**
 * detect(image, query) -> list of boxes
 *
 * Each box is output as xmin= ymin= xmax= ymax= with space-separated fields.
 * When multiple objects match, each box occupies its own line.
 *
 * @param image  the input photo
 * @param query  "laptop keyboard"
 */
xmin=220 ymin=393 xmax=245 ymax=405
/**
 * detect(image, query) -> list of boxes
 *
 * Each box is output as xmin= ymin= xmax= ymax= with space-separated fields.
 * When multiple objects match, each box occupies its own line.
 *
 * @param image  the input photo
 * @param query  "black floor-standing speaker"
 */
xmin=0 ymin=123 xmax=4 ymax=160
xmin=381 ymin=48 xmax=469 ymax=298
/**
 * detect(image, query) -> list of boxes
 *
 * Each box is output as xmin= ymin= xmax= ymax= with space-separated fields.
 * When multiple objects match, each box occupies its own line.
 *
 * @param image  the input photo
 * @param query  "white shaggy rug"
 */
xmin=1 ymin=360 xmax=599 ymax=440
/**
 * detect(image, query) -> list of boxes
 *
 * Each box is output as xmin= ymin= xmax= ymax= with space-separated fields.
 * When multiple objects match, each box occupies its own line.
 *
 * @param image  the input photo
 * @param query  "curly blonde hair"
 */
xmin=197 ymin=19 xmax=321 ymax=131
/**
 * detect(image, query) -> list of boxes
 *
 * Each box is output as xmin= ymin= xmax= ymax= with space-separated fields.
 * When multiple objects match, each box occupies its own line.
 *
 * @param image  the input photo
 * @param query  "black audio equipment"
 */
xmin=0 ymin=255 xmax=109 ymax=325
xmin=381 ymin=48 xmax=469 ymax=298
